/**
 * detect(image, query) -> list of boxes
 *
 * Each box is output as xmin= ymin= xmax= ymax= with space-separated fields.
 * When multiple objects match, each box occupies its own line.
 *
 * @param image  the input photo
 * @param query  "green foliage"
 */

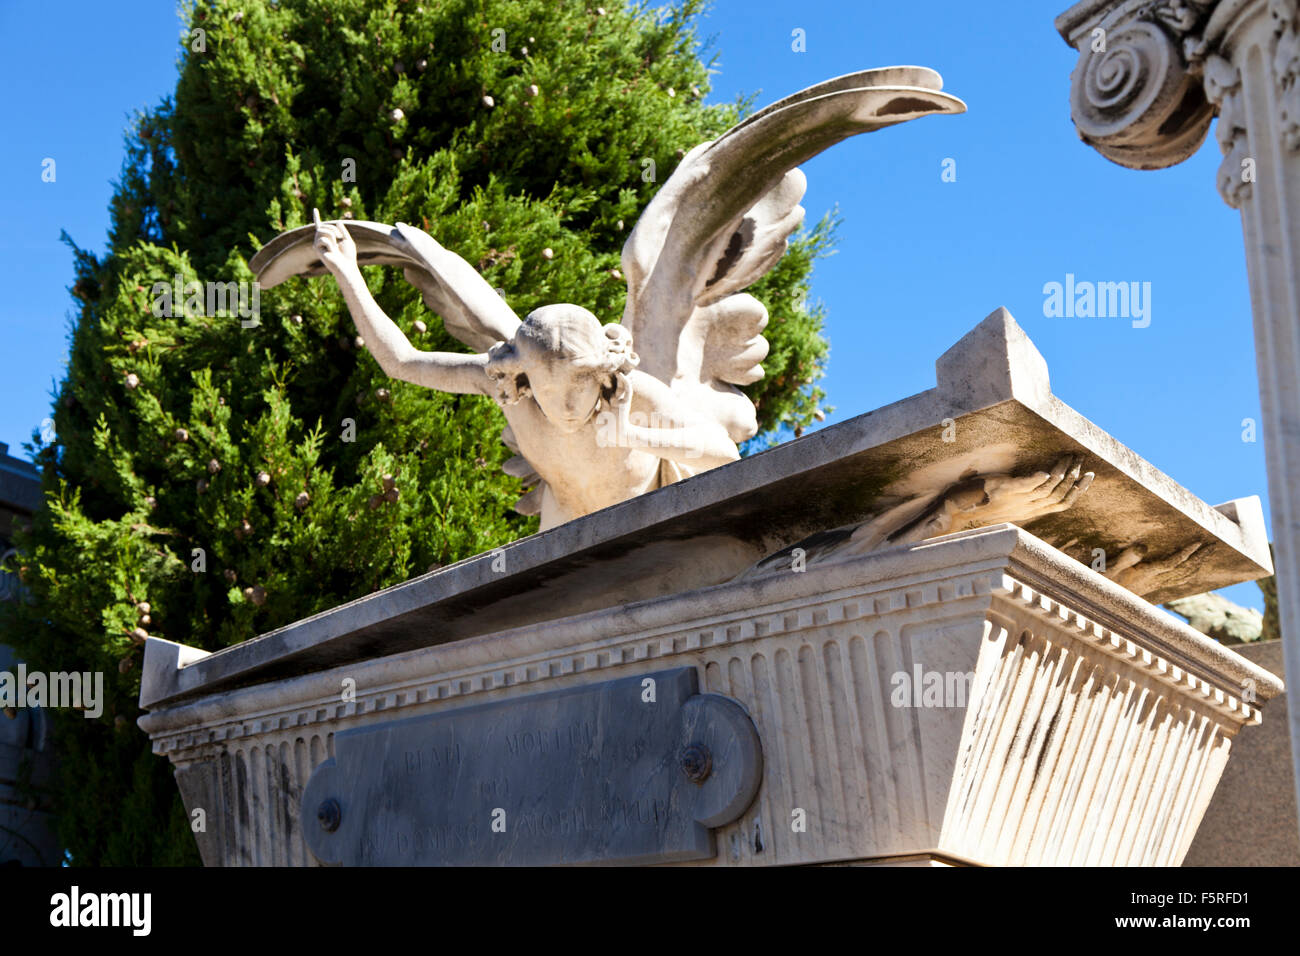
xmin=4 ymin=0 xmax=834 ymax=864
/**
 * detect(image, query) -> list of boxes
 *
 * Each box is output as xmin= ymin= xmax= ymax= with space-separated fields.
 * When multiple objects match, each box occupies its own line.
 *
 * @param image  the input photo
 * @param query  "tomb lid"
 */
xmin=139 ymin=307 xmax=1272 ymax=708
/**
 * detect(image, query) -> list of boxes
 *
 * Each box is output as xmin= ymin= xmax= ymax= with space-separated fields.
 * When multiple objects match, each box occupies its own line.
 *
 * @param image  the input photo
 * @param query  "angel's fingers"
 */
xmin=1028 ymin=456 xmax=1072 ymax=499
xmin=1048 ymin=471 xmax=1094 ymax=512
xmin=315 ymin=224 xmax=351 ymax=254
xmin=1045 ymin=459 xmax=1085 ymax=505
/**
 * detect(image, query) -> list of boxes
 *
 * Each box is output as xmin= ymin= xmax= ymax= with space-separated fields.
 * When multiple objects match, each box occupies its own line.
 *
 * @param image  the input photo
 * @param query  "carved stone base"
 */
xmin=140 ymin=524 xmax=1281 ymax=866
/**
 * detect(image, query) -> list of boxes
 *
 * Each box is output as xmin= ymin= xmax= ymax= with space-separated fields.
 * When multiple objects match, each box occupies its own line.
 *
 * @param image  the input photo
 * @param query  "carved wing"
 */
xmin=249 ymin=219 xmax=520 ymax=352
xmin=250 ymin=218 xmax=541 ymax=513
xmin=621 ymin=66 xmax=965 ymax=442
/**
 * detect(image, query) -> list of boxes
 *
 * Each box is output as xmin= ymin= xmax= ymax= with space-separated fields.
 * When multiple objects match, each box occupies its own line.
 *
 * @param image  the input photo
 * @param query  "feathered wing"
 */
xmin=621 ymin=66 xmax=966 ymax=444
xmin=249 ymin=218 xmax=546 ymax=512
xmin=249 ymin=219 xmax=520 ymax=351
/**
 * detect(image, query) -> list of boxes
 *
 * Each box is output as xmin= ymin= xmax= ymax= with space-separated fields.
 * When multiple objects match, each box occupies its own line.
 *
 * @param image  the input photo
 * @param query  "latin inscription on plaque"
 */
xmin=301 ymin=668 xmax=761 ymax=866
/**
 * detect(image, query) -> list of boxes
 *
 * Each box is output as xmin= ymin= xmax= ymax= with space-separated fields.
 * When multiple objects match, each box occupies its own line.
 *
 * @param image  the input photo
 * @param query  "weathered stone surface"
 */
xmin=173 ymin=761 xmax=222 ymax=868
xmin=299 ymin=668 xmax=760 ymax=866
xmin=139 ymin=310 xmax=1273 ymax=710
xmin=139 ymin=524 xmax=1283 ymax=866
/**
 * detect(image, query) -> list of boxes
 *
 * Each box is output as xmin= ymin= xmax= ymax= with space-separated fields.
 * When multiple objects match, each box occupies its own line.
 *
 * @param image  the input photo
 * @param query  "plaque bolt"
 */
xmin=681 ymin=743 xmax=713 ymax=783
xmin=317 ymin=798 xmax=342 ymax=832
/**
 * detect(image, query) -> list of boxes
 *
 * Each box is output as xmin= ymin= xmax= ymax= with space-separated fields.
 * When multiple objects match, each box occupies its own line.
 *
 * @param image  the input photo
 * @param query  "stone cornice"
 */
xmin=139 ymin=524 xmax=1282 ymax=758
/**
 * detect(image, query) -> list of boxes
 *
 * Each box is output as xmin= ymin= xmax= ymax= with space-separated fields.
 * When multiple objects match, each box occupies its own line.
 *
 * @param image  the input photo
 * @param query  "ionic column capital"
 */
xmin=1057 ymin=0 xmax=1300 ymax=205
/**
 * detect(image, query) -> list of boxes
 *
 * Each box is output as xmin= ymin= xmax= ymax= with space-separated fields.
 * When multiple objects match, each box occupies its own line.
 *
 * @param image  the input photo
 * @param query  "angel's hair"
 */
xmin=485 ymin=305 xmax=639 ymax=410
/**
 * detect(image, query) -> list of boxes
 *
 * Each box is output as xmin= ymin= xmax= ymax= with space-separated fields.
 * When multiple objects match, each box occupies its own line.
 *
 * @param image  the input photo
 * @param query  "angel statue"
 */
xmin=250 ymin=68 xmax=965 ymax=530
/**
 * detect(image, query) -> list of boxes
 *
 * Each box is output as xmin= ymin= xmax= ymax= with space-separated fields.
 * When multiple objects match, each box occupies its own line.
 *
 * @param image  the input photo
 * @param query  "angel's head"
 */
xmin=485 ymin=304 xmax=639 ymax=433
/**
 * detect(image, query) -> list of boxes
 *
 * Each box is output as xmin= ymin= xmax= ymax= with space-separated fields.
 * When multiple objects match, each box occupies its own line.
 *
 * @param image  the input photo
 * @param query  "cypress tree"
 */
xmin=4 ymin=0 xmax=833 ymax=864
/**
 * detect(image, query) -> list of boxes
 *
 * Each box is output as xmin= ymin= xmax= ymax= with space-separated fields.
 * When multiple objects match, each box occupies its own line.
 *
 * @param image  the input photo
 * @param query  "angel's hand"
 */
xmin=962 ymin=455 xmax=1095 ymax=528
xmin=1102 ymin=541 xmax=1202 ymax=598
xmin=312 ymin=209 xmax=358 ymax=276
xmin=880 ymin=454 xmax=1095 ymax=546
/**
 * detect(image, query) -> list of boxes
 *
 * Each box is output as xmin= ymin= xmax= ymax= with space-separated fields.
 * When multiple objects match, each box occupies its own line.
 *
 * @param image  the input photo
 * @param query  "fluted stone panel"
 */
xmin=142 ymin=525 xmax=1280 ymax=866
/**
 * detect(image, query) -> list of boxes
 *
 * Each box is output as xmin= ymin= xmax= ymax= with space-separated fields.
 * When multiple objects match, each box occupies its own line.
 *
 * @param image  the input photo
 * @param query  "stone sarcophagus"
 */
xmin=137 ymin=310 xmax=1284 ymax=866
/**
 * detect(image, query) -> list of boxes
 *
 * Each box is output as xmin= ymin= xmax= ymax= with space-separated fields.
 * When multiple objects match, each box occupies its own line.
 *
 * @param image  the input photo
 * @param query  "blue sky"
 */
xmin=0 ymin=1 xmax=1269 ymax=609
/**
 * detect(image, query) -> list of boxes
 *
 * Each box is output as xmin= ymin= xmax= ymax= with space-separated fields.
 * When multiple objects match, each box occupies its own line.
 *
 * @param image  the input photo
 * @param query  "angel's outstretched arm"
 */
xmin=314 ymin=218 xmax=489 ymax=395
xmin=595 ymin=371 xmax=740 ymax=469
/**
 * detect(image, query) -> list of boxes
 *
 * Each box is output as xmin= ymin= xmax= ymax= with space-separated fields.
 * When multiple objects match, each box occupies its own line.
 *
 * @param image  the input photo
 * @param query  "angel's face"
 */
xmin=523 ymin=348 xmax=604 ymax=434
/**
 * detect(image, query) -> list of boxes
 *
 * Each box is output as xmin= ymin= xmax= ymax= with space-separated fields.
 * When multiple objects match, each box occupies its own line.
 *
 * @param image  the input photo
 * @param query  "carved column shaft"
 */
xmin=1228 ymin=10 xmax=1300 ymax=833
xmin=1059 ymin=0 xmax=1300 ymax=834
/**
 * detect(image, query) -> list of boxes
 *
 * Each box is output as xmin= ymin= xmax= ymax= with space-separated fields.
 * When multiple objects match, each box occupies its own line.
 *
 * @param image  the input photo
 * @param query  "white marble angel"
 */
xmin=251 ymin=68 xmax=966 ymax=530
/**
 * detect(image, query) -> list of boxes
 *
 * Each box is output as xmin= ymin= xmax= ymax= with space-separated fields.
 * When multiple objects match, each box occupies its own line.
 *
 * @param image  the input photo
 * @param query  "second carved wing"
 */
xmin=620 ymin=67 xmax=966 ymax=443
